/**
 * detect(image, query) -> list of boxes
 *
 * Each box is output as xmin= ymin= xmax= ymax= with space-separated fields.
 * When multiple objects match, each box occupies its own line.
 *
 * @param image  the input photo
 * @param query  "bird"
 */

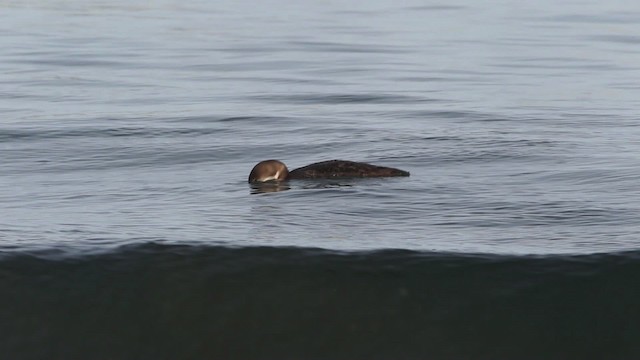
xmin=248 ymin=159 xmax=409 ymax=183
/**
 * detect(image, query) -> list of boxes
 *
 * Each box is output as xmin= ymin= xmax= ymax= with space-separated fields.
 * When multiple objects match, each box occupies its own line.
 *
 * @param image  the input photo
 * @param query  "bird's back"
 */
xmin=288 ymin=160 xmax=409 ymax=179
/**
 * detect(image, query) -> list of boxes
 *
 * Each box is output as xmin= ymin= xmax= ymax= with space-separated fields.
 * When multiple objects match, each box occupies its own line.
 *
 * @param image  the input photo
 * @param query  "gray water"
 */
xmin=3 ymin=0 xmax=640 ymax=255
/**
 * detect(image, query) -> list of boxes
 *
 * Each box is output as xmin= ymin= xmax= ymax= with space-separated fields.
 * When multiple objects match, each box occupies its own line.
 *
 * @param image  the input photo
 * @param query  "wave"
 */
xmin=0 ymin=126 xmax=231 ymax=142
xmin=2 ymin=244 xmax=640 ymax=359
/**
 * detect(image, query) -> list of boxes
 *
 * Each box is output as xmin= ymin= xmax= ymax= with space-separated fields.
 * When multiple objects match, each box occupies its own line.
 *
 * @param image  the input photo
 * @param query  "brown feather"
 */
xmin=287 ymin=160 xmax=409 ymax=179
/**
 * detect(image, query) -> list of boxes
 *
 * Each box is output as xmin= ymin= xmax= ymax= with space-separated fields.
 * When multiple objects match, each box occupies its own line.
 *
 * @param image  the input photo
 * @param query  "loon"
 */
xmin=248 ymin=159 xmax=410 ymax=183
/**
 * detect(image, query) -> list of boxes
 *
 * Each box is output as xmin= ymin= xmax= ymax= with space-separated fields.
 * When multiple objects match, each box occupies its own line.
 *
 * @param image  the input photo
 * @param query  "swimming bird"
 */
xmin=248 ymin=159 xmax=409 ymax=183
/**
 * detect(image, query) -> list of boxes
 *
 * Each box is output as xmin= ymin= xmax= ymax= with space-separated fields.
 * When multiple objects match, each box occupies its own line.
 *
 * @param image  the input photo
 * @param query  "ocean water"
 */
xmin=2 ymin=0 xmax=640 ymax=358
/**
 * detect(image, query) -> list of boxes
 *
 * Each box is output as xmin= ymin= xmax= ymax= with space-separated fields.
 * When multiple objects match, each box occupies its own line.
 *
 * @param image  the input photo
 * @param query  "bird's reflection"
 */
xmin=250 ymin=181 xmax=355 ymax=194
xmin=250 ymin=181 xmax=291 ymax=194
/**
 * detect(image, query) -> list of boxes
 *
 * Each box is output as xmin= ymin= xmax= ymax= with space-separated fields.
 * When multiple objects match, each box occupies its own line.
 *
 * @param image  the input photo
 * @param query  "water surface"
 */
xmin=2 ymin=0 xmax=640 ymax=358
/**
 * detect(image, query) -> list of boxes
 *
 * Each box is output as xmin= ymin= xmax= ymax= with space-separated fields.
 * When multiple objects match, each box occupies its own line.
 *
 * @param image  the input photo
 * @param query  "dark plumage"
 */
xmin=288 ymin=160 xmax=409 ymax=179
xmin=248 ymin=159 xmax=409 ymax=183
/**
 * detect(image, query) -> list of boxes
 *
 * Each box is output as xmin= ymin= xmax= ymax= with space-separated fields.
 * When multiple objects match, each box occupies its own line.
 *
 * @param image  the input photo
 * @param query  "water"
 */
xmin=3 ymin=244 xmax=640 ymax=359
xmin=2 ymin=0 xmax=640 ymax=358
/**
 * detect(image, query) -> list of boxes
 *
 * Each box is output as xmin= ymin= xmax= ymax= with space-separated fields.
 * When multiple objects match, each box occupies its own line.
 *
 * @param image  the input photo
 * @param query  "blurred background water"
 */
xmin=3 ymin=0 xmax=640 ymax=254
xmin=2 ymin=0 xmax=640 ymax=358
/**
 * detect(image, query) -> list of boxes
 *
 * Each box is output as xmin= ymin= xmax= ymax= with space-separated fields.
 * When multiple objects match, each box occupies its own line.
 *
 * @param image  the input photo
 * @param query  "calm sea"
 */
xmin=2 ymin=0 xmax=640 ymax=358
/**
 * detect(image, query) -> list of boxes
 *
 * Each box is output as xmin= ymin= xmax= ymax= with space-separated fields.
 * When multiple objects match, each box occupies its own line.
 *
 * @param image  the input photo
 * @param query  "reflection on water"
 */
xmin=250 ymin=182 xmax=291 ymax=194
xmin=250 ymin=180 xmax=356 ymax=194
